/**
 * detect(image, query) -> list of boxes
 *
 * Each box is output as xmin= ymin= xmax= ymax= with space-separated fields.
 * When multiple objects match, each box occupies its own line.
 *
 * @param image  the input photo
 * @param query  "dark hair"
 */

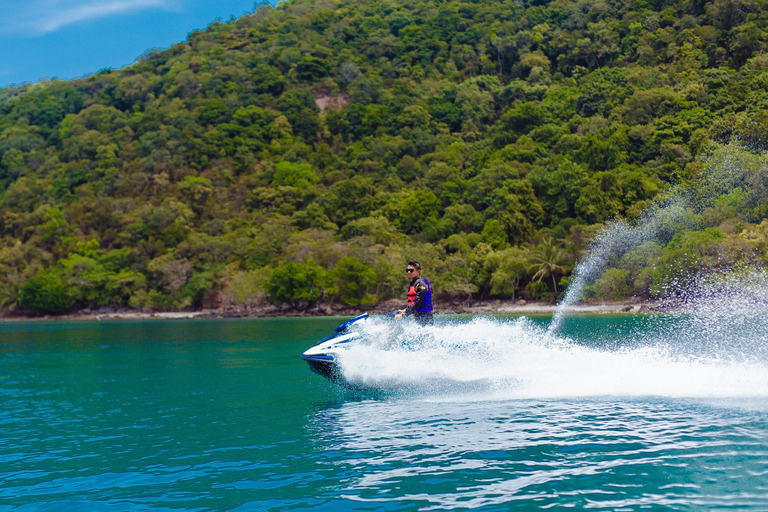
xmin=408 ymin=260 xmax=421 ymax=270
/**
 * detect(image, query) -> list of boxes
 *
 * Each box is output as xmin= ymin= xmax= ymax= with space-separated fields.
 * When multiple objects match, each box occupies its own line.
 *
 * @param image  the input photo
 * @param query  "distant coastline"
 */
xmin=0 ymin=299 xmax=662 ymax=322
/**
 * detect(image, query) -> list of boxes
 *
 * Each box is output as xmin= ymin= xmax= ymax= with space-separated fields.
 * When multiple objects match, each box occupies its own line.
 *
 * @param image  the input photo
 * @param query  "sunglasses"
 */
xmin=406 ymin=268 xmax=417 ymax=273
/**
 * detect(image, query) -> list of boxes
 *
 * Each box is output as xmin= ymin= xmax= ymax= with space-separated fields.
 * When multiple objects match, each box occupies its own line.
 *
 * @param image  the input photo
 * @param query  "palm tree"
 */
xmin=529 ymin=236 xmax=569 ymax=295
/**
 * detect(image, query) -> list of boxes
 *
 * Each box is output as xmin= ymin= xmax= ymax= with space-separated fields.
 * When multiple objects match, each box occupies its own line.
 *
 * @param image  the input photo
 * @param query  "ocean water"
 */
xmin=1 ymin=315 xmax=768 ymax=511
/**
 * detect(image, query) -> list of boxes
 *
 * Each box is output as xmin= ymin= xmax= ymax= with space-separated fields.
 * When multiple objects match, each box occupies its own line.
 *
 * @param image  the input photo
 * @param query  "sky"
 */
xmin=0 ymin=0 xmax=269 ymax=88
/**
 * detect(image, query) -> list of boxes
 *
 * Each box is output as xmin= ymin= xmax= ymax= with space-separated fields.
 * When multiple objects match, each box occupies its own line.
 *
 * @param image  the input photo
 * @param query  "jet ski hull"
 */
xmin=301 ymin=354 xmax=340 ymax=382
xmin=300 ymin=314 xmax=368 ymax=388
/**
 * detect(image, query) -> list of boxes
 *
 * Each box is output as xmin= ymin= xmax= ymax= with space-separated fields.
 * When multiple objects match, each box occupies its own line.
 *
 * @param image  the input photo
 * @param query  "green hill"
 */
xmin=2 ymin=0 xmax=768 ymax=314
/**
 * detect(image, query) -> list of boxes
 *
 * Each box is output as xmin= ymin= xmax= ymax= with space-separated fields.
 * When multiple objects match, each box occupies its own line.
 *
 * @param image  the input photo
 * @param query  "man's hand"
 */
xmin=395 ymin=309 xmax=405 ymax=321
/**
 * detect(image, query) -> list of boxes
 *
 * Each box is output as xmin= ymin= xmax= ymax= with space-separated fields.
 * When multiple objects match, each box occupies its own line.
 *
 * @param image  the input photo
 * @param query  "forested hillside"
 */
xmin=2 ymin=0 xmax=768 ymax=314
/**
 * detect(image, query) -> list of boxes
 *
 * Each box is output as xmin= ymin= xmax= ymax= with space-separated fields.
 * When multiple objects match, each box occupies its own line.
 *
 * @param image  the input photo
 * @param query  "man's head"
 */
xmin=406 ymin=261 xmax=421 ymax=279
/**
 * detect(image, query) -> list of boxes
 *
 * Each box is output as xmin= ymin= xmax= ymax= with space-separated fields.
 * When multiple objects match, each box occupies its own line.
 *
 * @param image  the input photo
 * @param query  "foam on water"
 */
xmin=335 ymin=315 xmax=768 ymax=399
xmin=334 ymin=143 xmax=768 ymax=400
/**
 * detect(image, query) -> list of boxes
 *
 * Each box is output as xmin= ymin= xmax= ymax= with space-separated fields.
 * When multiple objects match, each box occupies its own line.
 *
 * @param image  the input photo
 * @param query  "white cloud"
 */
xmin=5 ymin=0 xmax=176 ymax=36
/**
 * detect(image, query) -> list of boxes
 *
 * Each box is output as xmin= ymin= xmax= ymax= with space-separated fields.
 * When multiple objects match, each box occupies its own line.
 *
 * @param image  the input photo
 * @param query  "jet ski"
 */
xmin=300 ymin=313 xmax=369 ymax=387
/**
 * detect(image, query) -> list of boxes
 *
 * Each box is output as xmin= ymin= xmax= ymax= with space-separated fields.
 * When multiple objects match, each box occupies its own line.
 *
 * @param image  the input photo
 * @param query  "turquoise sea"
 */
xmin=2 ymin=315 xmax=768 ymax=511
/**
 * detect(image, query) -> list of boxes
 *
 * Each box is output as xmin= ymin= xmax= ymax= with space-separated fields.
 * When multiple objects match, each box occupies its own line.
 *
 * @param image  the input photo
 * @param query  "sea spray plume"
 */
xmin=550 ymin=142 xmax=768 ymax=334
xmin=549 ymin=194 xmax=696 ymax=332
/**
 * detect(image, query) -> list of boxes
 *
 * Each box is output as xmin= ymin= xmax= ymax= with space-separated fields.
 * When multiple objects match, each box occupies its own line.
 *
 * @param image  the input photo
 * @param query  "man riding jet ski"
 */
xmin=301 ymin=260 xmax=435 ymax=388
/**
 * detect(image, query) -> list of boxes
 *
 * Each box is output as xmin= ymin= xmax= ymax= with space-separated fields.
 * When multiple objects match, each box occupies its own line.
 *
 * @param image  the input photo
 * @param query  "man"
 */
xmin=395 ymin=261 xmax=433 ymax=325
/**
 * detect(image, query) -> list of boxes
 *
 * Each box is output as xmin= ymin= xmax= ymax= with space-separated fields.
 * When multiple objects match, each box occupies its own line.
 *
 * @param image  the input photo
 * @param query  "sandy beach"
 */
xmin=0 ymin=299 xmax=662 ymax=322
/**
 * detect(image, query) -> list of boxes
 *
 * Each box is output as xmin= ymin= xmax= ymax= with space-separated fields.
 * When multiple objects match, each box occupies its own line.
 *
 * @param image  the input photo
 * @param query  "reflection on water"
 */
xmin=311 ymin=396 xmax=768 ymax=509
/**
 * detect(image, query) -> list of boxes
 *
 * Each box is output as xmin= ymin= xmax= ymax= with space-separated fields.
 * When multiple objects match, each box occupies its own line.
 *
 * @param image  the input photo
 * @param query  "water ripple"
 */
xmin=310 ymin=398 xmax=768 ymax=510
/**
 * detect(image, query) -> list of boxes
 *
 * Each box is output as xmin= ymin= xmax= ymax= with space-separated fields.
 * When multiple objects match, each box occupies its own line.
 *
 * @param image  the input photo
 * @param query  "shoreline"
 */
xmin=0 ymin=299 xmax=663 ymax=322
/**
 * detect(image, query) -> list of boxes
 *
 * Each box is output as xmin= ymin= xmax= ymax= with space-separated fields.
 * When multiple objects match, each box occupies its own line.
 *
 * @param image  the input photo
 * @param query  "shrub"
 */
xmin=267 ymin=260 xmax=335 ymax=309
xmin=333 ymin=256 xmax=377 ymax=307
xmin=18 ymin=272 xmax=74 ymax=314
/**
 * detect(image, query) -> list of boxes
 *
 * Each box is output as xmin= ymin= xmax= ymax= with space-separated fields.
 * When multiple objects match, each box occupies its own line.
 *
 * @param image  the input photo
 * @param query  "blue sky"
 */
xmin=0 ymin=0 xmax=268 ymax=88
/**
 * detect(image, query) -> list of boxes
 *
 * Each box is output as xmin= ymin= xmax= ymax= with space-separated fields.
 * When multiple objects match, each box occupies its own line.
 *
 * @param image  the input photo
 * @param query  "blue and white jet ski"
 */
xmin=300 ymin=313 xmax=369 ymax=387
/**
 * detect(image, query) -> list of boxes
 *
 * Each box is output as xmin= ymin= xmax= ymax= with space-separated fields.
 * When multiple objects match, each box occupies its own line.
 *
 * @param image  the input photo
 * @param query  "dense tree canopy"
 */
xmin=2 ymin=0 xmax=768 ymax=313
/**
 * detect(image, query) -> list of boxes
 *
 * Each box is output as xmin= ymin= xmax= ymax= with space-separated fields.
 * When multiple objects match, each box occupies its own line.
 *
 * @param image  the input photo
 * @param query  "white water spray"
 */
xmin=549 ymin=198 xmax=696 ymax=332
xmin=551 ymin=142 xmax=768 ymax=333
xmin=331 ymin=144 xmax=768 ymax=398
xmin=335 ymin=315 xmax=768 ymax=398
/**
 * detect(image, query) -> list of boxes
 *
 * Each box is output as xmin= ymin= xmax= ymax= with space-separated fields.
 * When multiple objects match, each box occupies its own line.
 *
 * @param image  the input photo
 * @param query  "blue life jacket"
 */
xmin=407 ymin=278 xmax=433 ymax=314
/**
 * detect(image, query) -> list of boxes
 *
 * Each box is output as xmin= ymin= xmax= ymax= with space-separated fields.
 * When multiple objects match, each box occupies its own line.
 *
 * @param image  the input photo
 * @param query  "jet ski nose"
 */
xmin=300 ymin=314 xmax=369 ymax=388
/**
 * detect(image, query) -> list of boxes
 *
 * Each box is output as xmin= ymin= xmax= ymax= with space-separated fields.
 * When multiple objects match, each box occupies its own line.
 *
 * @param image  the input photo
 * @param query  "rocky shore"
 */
xmin=0 ymin=298 xmax=663 ymax=322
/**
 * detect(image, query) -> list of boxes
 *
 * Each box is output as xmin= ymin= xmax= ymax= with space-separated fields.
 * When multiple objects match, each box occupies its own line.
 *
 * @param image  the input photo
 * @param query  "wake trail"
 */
xmin=337 ymin=316 xmax=768 ymax=399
